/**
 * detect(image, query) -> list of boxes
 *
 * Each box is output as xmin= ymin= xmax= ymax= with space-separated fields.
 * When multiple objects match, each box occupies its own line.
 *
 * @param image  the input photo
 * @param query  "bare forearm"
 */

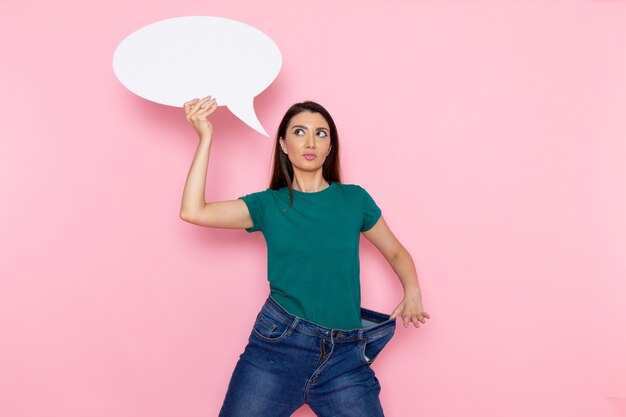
xmin=180 ymin=135 xmax=213 ymax=216
xmin=388 ymin=247 xmax=421 ymax=295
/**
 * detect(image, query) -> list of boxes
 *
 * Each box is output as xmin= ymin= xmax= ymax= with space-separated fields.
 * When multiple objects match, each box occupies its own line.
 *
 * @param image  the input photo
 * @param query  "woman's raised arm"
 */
xmin=179 ymin=96 xmax=253 ymax=229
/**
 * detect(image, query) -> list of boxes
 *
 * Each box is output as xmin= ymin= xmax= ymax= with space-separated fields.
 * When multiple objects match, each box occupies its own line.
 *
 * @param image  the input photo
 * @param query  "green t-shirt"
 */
xmin=238 ymin=181 xmax=382 ymax=330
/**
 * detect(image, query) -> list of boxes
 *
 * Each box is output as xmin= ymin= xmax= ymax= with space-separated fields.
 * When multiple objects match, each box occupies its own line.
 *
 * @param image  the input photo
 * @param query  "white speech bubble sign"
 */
xmin=112 ymin=16 xmax=282 ymax=136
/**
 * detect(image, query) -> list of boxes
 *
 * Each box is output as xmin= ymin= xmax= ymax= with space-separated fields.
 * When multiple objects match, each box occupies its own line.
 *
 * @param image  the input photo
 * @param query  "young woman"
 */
xmin=180 ymin=96 xmax=430 ymax=417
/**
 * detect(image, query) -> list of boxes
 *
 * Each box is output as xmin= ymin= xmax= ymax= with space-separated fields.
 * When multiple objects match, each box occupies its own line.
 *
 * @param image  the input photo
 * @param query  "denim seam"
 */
xmin=360 ymin=339 xmax=372 ymax=365
xmin=252 ymin=315 xmax=291 ymax=343
xmin=359 ymin=333 xmax=394 ymax=365
xmin=363 ymin=325 xmax=396 ymax=339
xmin=264 ymin=304 xmax=294 ymax=326
xmin=303 ymin=338 xmax=335 ymax=403
xmin=264 ymin=296 xmax=395 ymax=340
xmin=256 ymin=313 xmax=277 ymax=334
xmin=288 ymin=319 xmax=394 ymax=341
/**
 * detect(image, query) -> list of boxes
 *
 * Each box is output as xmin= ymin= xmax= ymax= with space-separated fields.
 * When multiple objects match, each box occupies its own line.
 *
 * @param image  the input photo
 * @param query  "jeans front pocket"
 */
xmin=359 ymin=328 xmax=395 ymax=366
xmin=251 ymin=310 xmax=292 ymax=343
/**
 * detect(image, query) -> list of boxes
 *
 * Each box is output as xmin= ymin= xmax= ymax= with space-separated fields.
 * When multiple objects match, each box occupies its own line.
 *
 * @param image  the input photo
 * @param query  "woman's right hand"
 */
xmin=183 ymin=96 xmax=218 ymax=139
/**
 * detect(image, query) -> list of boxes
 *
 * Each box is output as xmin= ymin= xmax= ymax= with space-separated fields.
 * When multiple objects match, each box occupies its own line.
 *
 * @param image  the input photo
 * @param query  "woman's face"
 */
xmin=279 ymin=111 xmax=332 ymax=173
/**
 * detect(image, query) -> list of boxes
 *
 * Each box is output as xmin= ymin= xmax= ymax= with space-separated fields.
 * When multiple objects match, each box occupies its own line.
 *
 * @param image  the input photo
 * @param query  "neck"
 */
xmin=292 ymin=174 xmax=329 ymax=193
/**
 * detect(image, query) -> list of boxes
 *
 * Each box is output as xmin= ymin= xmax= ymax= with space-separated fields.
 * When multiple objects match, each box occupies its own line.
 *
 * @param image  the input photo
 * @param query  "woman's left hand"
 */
xmin=390 ymin=290 xmax=430 ymax=328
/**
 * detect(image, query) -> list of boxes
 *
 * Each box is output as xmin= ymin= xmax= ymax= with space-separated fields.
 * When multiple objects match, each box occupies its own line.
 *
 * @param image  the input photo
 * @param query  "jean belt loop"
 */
xmin=358 ymin=329 xmax=363 ymax=341
xmin=287 ymin=316 xmax=299 ymax=336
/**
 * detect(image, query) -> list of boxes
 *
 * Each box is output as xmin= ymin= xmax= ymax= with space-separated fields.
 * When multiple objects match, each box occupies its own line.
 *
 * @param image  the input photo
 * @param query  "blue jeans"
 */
xmin=218 ymin=293 xmax=396 ymax=416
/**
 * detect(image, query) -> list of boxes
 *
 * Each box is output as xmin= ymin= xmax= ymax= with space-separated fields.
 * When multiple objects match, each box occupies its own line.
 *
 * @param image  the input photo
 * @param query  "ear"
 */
xmin=279 ymin=137 xmax=288 ymax=154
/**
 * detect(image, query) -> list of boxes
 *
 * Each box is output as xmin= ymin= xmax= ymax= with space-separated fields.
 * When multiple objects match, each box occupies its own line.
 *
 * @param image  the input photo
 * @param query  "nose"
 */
xmin=304 ymin=132 xmax=315 ymax=148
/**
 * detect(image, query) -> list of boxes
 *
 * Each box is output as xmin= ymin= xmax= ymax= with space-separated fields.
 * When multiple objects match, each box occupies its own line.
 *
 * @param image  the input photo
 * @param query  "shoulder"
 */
xmin=240 ymin=187 xmax=275 ymax=196
xmin=240 ymin=188 xmax=293 ymax=210
xmin=332 ymin=183 xmax=381 ymax=210
xmin=238 ymin=188 xmax=275 ymax=204
xmin=333 ymin=182 xmax=371 ymax=196
xmin=332 ymin=182 xmax=361 ymax=192
xmin=338 ymin=184 xmax=380 ymax=211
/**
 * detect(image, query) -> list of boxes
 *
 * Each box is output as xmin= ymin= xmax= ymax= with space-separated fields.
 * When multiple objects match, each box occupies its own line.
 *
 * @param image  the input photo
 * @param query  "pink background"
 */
xmin=1 ymin=1 xmax=625 ymax=416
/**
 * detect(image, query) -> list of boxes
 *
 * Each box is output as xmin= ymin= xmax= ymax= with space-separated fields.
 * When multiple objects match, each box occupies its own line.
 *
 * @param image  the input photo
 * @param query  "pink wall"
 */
xmin=1 ymin=1 xmax=625 ymax=416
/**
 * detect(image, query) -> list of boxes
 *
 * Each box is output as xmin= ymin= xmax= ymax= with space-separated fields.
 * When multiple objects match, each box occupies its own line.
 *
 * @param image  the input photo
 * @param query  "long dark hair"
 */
xmin=269 ymin=101 xmax=342 ymax=209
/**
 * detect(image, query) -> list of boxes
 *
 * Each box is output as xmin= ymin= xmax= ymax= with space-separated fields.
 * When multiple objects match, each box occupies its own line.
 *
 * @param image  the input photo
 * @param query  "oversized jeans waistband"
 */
xmin=262 ymin=294 xmax=396 ymax=342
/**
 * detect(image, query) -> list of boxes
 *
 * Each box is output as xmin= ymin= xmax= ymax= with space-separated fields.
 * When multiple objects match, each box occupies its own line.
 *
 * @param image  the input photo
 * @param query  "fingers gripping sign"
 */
xmin=184 ymin=96 xmax=218 ymax=138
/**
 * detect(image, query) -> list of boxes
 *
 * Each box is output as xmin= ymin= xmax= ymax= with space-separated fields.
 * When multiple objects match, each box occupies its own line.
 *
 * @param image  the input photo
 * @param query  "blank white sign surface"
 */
xmin=112 ymin=16 xmax=282 ymax=136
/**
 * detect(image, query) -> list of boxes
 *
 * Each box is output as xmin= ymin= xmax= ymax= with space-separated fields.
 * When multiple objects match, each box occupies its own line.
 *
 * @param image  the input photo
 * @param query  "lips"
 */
xmin=303 ymin=153 xmax=317 ymax=160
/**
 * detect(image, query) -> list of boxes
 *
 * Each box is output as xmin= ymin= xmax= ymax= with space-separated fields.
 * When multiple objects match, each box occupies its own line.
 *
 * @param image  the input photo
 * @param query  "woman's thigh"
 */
xmin=218 ymin=309 xmax=319 ymax=417
xmin=304 ymin=331 xmax=394 ymax=417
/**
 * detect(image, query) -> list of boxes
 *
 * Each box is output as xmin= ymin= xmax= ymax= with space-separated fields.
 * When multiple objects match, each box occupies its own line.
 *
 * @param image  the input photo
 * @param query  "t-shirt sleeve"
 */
xmin=358 ymin=185 xmax=382 ymax=232
xmin=238 ymin=190 xmax=267 ymax=233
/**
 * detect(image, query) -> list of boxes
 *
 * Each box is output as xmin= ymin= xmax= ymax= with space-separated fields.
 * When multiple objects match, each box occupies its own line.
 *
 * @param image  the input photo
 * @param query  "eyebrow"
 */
xmin=292 ymin=125 xmax=329 ymax=131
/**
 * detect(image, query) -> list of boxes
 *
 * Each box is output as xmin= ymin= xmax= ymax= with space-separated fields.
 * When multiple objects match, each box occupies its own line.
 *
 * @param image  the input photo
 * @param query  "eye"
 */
xmin=317 ymin=130 xmax=328 ymax=138
xmin=293 ymin=128 xmax=305 ymax=136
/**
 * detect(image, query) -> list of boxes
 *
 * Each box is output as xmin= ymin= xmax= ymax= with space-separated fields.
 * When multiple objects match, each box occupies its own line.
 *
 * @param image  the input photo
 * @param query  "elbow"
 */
xmin=179 ymin=209 xmax=194 ymax=222
xmin=180 ymin=203 xmax=207 ymax=222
